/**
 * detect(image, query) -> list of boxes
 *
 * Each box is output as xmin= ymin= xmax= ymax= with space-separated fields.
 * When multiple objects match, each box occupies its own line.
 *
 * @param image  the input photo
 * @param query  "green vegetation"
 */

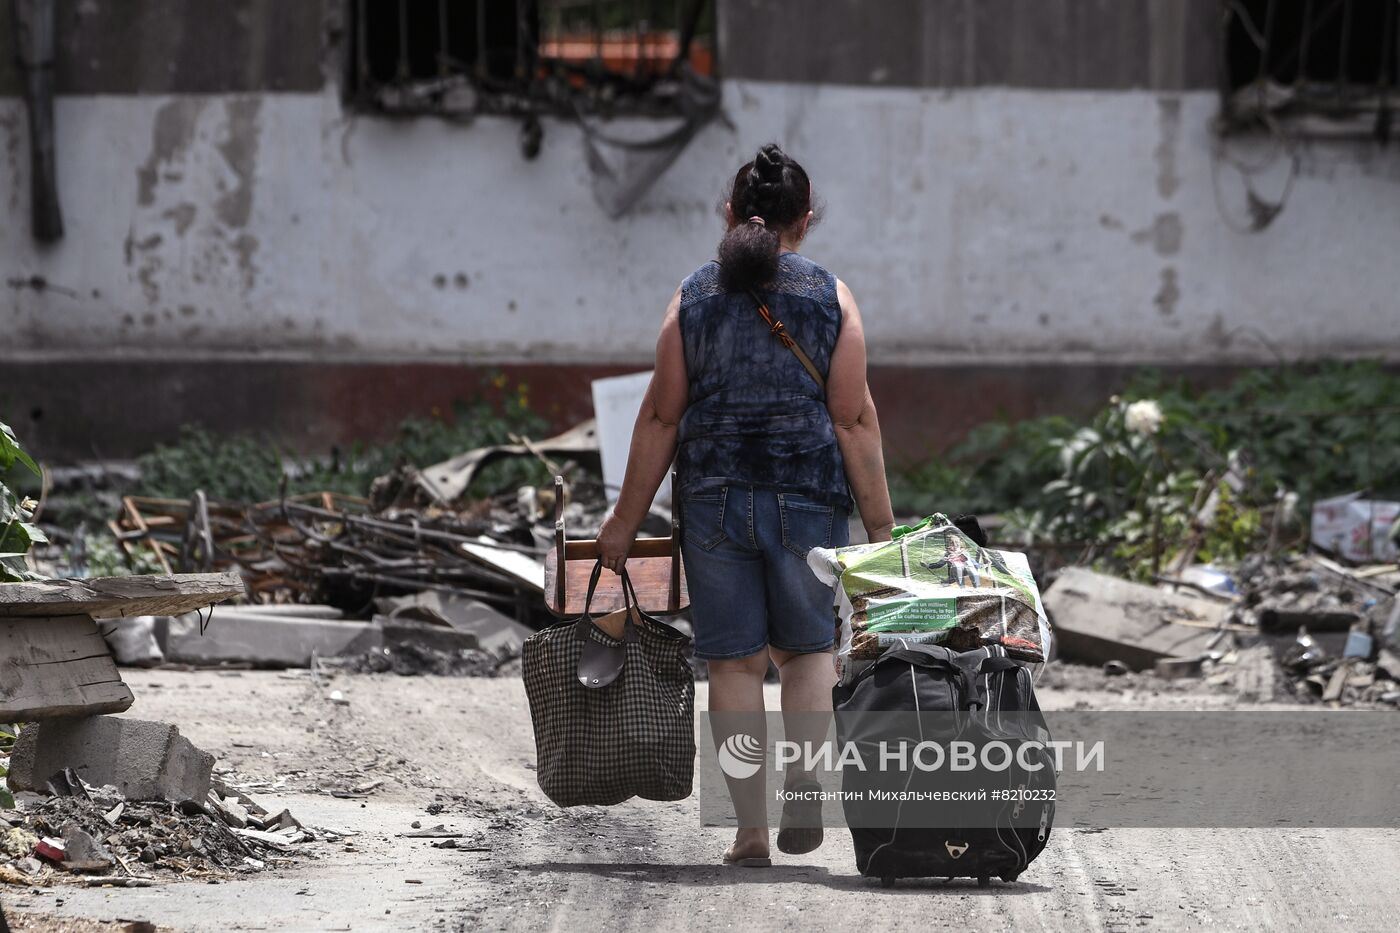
xmin=890 ymin=361 xmax=1400 ymax=579
xmin=8 ymin=376 xmax=553 ymax=577
xmin=0 ymin=723 xmax=16 ymax=808
xmin=0 ymin=422 xmax=45 ymax=582
xmin=138 ymin=378 xmax=552 ymax=504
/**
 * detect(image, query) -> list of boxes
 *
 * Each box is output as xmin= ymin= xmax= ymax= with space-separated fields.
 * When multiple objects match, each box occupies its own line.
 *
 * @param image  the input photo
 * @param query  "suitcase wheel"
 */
xmin=1000 ymin=871 xmax=1021 ymax=884
xmin=977 ymin=875 xmax=991 ymax=888
xmin=880 ymin=874 xmax=896 ymax=888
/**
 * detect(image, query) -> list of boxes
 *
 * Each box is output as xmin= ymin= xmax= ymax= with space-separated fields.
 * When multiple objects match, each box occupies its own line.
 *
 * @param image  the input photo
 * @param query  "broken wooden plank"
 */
xmin=121 ymin=496 xmax=174 ymax=574
xmin=0 ymin=615 xmax=134 ymax=719
xmin=1323 ymin=660 xmax=1353 ymax=704
xmin=1043 ymin=567 xmax=1223 ymax=671
xmin=0 ymin=571 xmax=243 ymax=619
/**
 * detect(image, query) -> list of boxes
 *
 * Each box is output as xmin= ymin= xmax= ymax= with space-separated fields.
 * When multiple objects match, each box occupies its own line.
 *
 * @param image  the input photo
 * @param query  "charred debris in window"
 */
xmin=344 ymin=0 xmax=716 ymax=127
xmin=1220 ymin=0 xmax=1398 ymax=140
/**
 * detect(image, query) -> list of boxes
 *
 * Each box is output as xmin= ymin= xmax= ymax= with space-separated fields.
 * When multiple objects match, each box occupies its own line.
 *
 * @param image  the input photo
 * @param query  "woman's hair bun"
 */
xmin=752 ymin=144 xmax=786 ymax=184
xmin=716 ymin=143 xmax=815 ymax=292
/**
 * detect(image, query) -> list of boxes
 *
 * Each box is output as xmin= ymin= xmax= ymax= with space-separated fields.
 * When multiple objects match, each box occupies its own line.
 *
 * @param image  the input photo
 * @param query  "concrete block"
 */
xmin=440 ymin=599 xmax=533 ymax=656
xmin=377 ymin=591 xmax=532 ymax=655
xmin=6 ymin=716 xmax=214 ymax=803
xmin=1044 ymin=567 xmax=1223 ymax=671
xmin=1231 ymin=643 xmax=1278 ymax=703
xmin=377 ymin=617 xmax=481 ymax=654
xmin=162 ymin=611 xmax=381 ymax=668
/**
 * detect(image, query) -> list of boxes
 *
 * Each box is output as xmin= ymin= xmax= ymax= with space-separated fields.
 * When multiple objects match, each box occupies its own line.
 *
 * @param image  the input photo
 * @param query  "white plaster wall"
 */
xmin=1 ymin=81 xmax=1397 ymax=365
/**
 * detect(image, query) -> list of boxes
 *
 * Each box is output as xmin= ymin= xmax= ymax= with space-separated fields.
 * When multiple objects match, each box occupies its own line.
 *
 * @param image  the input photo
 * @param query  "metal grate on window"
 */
xmin=345 ymin=0 xmax=715 ymax=119
xmin=1220 ymin=0 xmax=1399 ymax=140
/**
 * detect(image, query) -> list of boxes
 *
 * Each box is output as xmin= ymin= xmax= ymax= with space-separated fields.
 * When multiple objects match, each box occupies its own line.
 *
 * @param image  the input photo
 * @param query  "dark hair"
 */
xmin=716 ymin=144 xmax=815 ymax=292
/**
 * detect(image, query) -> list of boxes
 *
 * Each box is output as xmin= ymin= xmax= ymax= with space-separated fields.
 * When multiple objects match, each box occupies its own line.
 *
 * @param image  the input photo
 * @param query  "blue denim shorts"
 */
xmin=680 ymin=485 xmax=851 ymax=661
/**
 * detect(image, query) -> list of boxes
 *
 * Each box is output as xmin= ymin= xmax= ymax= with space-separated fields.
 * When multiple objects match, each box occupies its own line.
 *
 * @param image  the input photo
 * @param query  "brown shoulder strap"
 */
xmin=747 ymin=291 xmax=827 ymax=392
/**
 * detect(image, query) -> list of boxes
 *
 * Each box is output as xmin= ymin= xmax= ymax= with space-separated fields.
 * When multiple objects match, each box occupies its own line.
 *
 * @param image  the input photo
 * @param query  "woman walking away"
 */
xmin=596 ymin=143 xmax=894 ymax=866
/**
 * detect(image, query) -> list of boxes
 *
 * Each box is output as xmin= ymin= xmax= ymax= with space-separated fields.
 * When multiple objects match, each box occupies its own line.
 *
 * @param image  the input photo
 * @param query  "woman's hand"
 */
xmin=866 ymin=523 xmax=895 ymax=544
xmin=596 ymin=512 xmax=639 ymax=575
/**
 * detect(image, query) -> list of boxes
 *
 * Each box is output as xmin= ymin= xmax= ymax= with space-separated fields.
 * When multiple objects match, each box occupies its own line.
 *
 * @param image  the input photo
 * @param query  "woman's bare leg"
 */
xmin=769 ymin=646 xmax=836 ymax=854
xmin=708 ymin=649 xmax=772 ymax=860
xmin=769 ymin=647 xmax=836 ymax=787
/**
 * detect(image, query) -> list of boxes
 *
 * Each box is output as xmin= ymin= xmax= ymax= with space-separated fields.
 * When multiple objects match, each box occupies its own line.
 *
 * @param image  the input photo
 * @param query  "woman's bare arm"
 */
xmin=827 ymin=279 xmax=895 ymax=542
xmin=596 ymin=287 xmax=688 ymax=572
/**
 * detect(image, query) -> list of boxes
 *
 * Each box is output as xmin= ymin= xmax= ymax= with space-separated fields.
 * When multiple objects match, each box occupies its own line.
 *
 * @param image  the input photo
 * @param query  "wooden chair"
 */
xmin=543 ymin=474 xmax=688 ymax=617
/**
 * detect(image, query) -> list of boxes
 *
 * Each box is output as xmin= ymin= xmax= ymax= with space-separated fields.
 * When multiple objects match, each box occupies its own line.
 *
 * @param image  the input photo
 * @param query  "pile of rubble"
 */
xmin=104 ymin=420 xmax=618 ymax=615
xmin=16 ymin=396 xmax=707 ymax=686
xmin=97 ymin=588 xmax=536 ymax=675
xmin=1043 ymin=553 xmax=1400 ymax=708
xmin=70 ymin=414 xmax=695 ymax=674
xmin=329 ymin=640 xmax=518 ymax=677
xmin=74 ymin=419 xmax=664 ymax=674
xmin=1 ymin=778 xmax=325 ymax=887
xmin=1231 ymin=552 xmax=1396 ymax=633
xmin=1226 ymin=553 xmax=1400 ymax=705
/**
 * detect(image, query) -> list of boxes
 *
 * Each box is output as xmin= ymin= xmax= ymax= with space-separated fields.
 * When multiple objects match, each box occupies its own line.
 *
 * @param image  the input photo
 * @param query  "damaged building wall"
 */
xmin=0 ymin=0 xmax=1398 ymax=460
xmin=5 ymin=89 xmax=1396 ymax=364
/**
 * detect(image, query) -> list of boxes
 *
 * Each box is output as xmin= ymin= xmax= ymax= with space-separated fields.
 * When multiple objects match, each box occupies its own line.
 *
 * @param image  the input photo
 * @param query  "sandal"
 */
xmin=723 ymin=854 xmax=773 ymax=867
xmin=777 ymin=781 xmax=825 ymax=855
xmin=722 ymin=845 xmax=772 ymax=868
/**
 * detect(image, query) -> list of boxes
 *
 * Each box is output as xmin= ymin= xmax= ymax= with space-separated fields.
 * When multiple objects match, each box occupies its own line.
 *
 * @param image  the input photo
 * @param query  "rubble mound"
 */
xmin=332 ymin=642 xmax=518 ymax=677
xmin=1 ymin=776 xmax=331 ymax=886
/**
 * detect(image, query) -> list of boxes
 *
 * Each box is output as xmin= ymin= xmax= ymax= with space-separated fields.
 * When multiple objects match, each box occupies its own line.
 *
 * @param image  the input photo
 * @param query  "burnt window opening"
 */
xmin=1220 ymin=0 xmax=1399 ymax=140
xmin=345 ymin=0 xmax=717 ymax=119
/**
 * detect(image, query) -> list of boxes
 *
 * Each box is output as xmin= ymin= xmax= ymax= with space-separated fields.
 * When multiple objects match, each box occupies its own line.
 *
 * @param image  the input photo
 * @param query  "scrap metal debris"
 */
xmin=102 ymin=421 xmax=629 ymax=622
xmin=409 ymin=419 xmax=600 ymax=507
xmin=83 ymin=420 xmax=690 ymax=677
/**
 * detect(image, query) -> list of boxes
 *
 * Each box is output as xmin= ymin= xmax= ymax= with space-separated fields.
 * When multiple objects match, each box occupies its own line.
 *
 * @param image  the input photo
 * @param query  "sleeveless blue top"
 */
xmin=675 ymin=252 xmax=853 ymax=512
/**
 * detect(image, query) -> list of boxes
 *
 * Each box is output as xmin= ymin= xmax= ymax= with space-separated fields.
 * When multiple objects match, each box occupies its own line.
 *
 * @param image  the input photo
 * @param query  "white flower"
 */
xmin=1124 ymin=399 xmax=1164 ymax=436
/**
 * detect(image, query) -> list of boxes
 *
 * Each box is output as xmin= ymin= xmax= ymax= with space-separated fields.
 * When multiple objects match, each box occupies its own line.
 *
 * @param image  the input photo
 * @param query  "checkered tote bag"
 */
xmin=523 ymin=562 xmax=695 ymax=807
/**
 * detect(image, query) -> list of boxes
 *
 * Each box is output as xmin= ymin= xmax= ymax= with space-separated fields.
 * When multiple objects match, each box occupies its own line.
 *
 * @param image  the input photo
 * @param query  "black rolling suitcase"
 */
xmin=833 ymin=643 xmax=1055 ymax=888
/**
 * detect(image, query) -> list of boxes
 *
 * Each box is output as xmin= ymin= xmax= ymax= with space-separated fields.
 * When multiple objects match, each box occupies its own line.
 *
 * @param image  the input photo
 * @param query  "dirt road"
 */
xmin=5 ymin=668 xmax=1399 ymax=932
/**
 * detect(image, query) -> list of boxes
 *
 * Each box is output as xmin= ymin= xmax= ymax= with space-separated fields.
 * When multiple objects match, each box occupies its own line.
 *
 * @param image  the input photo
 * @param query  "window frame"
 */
xmin=342 ymin=0 xmax=717 ymax=119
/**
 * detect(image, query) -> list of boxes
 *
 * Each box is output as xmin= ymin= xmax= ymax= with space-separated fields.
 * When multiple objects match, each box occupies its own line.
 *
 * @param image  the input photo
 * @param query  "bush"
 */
xmin=890 ymin=361 xmax=1400 ymax=577
xmin=0 ymin=422 xmax=45 ymax=581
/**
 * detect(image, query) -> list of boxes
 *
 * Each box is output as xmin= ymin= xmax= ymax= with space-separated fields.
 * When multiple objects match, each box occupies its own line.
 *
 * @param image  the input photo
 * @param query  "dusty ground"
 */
xmin=4 ymin=665 xmax=1400 ymax=932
